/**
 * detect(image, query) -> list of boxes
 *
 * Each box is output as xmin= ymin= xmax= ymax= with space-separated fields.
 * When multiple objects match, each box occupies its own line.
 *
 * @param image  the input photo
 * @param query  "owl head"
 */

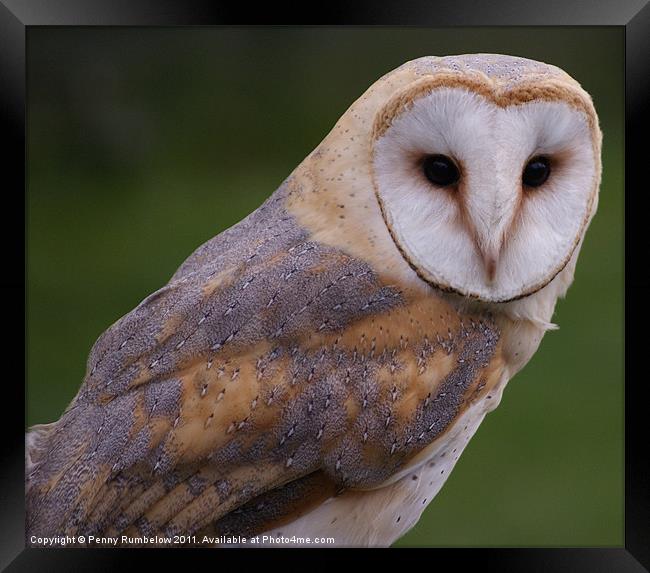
xmin=369 ymin=55 xmax=602 ymax=303
xmin=290 ymin=54 xmax=602 ymax=312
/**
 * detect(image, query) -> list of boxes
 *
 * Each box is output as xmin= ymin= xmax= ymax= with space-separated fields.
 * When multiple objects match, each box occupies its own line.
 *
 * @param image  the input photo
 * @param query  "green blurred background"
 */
xmin=26 ymin=27 xmax=623 ymax=547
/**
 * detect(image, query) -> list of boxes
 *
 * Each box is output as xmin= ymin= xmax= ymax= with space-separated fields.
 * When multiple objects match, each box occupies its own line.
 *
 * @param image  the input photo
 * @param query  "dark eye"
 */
xmin=522 ymin=156 xmax=551 ymax=188
xmin=422 ymin=154 xmax=460 ymax=187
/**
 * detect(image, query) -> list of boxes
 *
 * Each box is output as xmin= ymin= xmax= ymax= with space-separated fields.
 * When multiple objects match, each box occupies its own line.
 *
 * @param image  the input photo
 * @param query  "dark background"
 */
xmin=26 ymin=27 xmax=623 ymax=547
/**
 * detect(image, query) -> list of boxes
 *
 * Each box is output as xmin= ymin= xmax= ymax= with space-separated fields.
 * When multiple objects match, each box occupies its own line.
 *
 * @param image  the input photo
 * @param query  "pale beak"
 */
xmin=482 ymin=250 xmax=499 ymax=283
xmin=464 ymin=193 xmax=516 ymax=285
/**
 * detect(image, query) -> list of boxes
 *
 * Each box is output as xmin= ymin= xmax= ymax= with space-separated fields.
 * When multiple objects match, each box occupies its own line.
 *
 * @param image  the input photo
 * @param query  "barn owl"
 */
xmin=26 ymin=54 xmax=602 ymax=547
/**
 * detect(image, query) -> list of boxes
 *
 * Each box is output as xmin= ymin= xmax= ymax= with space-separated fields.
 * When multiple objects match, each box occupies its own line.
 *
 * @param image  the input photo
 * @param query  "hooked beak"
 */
xmin=482 ymin=250 xmax=499 ymax=283
xmin=464 ymin=193 xmax=517 ymax=285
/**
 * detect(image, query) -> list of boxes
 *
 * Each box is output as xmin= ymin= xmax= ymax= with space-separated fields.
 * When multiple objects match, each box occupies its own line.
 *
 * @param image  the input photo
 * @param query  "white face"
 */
xmin=372 ymin=87 xmax=597 ymax=302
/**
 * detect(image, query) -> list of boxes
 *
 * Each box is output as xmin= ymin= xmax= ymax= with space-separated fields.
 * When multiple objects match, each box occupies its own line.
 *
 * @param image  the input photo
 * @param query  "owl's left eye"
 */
xmin=422 ymin=154 xmax=460 ymax=187
xmin=522 ymin=156 xmax=551 ymax=188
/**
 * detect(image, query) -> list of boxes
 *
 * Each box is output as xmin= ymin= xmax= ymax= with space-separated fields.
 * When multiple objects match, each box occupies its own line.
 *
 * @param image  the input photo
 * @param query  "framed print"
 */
xmin=2 ymin=1 xmax=647 ymax=570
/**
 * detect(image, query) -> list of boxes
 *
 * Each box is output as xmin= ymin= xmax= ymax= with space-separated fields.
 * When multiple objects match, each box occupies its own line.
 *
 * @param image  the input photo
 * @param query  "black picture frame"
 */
xmin=3 ymin=1 xmax=647 ymax=570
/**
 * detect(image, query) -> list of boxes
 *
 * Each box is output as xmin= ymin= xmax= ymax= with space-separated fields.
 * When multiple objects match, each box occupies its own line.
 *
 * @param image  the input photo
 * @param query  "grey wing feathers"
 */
xmin=25 ymin=182 xmax=404 ymax=542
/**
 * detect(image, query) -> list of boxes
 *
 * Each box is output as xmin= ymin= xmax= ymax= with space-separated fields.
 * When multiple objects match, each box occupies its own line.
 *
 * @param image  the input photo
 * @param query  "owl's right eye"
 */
xmin=422 ymin=154 xmax=460 ymax=187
